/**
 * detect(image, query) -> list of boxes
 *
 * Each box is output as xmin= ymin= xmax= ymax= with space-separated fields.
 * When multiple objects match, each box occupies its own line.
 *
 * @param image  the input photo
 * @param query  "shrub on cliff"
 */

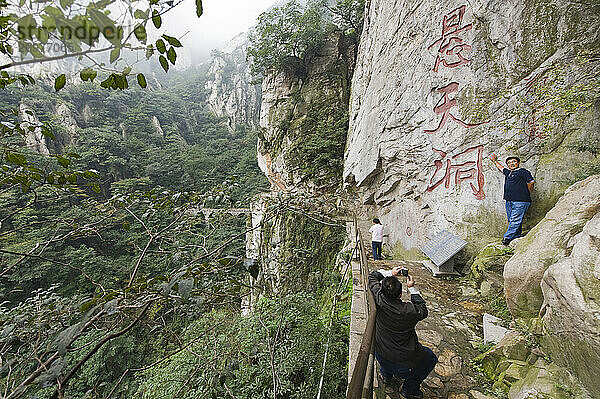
xmin=247 ymin=0 xmax=329 ymax=77
xmin=247 ymin=0 xmax=365 ymax=77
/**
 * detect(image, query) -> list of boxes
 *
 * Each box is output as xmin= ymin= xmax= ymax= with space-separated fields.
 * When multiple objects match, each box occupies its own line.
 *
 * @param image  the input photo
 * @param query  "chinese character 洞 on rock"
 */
xmin=424 ymin=82 xmax=485 ymax=135
xmin=426 ymin=145 xmax=485 ymax=200
xmin=429 ymin=5 xmax=473 ymax=72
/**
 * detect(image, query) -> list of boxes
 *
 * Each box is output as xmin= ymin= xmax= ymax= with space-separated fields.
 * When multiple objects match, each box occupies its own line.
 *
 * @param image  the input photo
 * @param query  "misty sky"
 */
xmin=163 ymin=0 xmax=277 ymax=63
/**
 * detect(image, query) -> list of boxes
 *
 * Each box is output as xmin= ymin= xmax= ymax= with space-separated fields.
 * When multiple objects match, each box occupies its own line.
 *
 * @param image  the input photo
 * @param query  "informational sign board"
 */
xmin=420 ymin=230 xmax=467 ymax=266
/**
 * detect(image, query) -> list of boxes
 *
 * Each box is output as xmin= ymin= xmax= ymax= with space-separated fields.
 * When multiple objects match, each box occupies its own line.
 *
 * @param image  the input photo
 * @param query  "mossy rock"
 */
xmin=540 ymin=333 xmax=600 ymax=398
xmin=508 ymin=359 xmax=588 ymax=399
xmin=503 ymin=361 xmax=527 ymax=384
xmin=474 ymin=331 xmax=531 ymax=380
xmin=469 ymin=243 xmax=514 ymax=282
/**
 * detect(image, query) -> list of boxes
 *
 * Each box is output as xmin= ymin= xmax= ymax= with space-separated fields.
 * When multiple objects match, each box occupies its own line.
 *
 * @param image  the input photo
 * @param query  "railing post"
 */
xmin=361 ymin=340 xmax=375 ymax=399
xmin=347 ymin=217 xmax=377 ymax=399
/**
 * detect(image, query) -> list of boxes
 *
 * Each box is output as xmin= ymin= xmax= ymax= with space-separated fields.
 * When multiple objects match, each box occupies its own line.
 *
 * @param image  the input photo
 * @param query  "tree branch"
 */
xmin=0 ymin=248 xmax=105 ymax=293
xmin=0 ymin=47 xmax=114 ymax=71
xmin=52 ymin=302 xmax=152 ymax=399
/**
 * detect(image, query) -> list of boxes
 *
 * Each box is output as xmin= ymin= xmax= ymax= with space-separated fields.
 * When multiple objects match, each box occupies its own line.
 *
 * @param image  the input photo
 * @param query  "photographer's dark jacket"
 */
xmin=368 ymin=270 xmax=428 ymax=368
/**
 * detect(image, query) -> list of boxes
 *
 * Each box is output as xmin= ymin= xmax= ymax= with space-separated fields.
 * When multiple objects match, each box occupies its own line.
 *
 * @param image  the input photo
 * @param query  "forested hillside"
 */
xmin=0 ymin=0 xmax=359 ymax=397
xmin=0 ymin=67 xmax=348 ymax=398
xmin=0 ymin=69 xmax=269 ymax=303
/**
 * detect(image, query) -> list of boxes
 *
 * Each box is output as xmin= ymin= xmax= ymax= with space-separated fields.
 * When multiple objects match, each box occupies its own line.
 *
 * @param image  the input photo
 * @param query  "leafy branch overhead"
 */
xmin=0 ymin=0 xmax=203 ymax=91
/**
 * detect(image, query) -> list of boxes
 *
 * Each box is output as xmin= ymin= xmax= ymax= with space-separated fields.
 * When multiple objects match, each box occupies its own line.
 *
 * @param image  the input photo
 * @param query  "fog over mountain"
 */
xmin=0 ymin=0 xmax=278 ymax=75
xmin=162 ymin=0 xmax=278 ymax=64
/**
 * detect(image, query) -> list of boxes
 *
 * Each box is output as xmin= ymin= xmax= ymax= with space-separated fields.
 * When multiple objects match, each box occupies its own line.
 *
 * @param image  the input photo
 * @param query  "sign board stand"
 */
xmin=422 ymin=258 xmax=460 ymax=276
xmin=420 ymin=230 xmax=466 ymax=276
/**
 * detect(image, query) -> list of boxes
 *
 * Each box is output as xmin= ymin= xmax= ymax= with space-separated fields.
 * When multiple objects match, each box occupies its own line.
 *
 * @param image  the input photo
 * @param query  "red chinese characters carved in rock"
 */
xmin=424 ymin=82 xmax=485 ymax=134
xmin=428 ymin=5 xmax=473 ymax=72
xmin=427 ymin=145 xmax=485 ymax=200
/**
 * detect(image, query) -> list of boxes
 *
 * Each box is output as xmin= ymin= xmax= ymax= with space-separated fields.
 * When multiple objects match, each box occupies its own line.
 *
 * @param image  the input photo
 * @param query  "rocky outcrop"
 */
xmin=151 ymin=116 xmax=164 ymax=137
xmin=504 ymin=175 xmax=600 ymax=319
xmin=204 ymin=33 xmax=262 ymax=130
xmin=242 ymin=194 xmax=346 ymax=314
xmin=344 ymin=0 xmax=600 ymax=253
xmin=19 ymin=102 xmax=81 ymax=155
xmin=539 ymin=201 xmax=600 ymax=397
xmin=258 ymin=32 xmax=355 ymax=193
xmin=19 ymin=104 xmax=50 ymax=155
xmin=54 ymin=103 xmax=79 ymax=145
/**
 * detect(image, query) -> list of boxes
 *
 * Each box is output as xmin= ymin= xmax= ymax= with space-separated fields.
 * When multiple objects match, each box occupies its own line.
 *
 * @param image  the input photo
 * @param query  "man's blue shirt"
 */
xmin=503 ymin=168 xmax=534 ymax=202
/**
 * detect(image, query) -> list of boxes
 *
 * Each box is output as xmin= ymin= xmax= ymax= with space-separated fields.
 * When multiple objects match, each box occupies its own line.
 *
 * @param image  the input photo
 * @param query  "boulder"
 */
xmin=475 ymin=330 xmax=530 ymax=380
xmin=539 ymin=211 xmax=600 ymax=398
xmin=508 ymin=359 xmax=592 ymax=399
xmin=504 ymin=175 xmax=600 ymax=319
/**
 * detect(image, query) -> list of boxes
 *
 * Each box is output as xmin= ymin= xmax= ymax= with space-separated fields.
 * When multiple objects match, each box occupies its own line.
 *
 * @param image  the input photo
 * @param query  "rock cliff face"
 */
xmin=257 ymin=32 xmax=355 ymax=193
xmin=20 ymin=104 xmax=50 ymax=155
xmin=19 ymin=102 xmax=80 ymax=155
xmin=204 ymin=33 xmax=262 ymax=130
xmin=243 ymin=32 xmax=357 ymax=312
xmin=344 ymin=0 xmax=600 ymax=253
xmin=242 ymin=194 xmax=346 ymax=314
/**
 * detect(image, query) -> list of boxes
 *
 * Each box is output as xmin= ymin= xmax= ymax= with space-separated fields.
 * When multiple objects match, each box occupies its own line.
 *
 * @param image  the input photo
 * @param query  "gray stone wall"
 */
xmin=344 ymin=0 xmax=600 ymax=253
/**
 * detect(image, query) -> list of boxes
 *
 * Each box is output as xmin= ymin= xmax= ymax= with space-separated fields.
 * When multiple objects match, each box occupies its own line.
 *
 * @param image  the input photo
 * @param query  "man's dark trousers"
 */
xmin=372 ymin=241 xmax=382 ymax=260
xmin=375 ymin=348 xmax=438 ymax=395
xmin=504 ymin=200 xmax=530 ymax=241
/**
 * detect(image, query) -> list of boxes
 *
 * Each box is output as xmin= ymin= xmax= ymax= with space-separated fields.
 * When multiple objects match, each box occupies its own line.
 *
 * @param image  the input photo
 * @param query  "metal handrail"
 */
xmin=347 ymin=218 xmax=377 ymax=399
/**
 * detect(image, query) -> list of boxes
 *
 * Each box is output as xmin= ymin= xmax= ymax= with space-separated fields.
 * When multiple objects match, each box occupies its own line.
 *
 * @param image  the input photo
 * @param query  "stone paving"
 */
xmin=366 ymin=259 xmax=497 ymax=399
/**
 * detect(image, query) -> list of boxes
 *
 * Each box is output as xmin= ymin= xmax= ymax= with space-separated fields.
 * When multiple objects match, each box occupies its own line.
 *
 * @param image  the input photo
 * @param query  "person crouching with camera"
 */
xmin=368 ymin=266 xmax=438 ymax=399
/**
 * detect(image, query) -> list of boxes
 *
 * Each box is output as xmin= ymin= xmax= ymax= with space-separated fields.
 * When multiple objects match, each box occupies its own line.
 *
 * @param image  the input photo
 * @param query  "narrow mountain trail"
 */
xmin=368 ymin=259 xmax=496 ymax=399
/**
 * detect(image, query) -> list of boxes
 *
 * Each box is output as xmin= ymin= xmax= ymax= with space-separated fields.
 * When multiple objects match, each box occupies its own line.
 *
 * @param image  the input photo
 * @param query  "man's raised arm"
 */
xmin=369 ymin=269 xmax=389 ymax=303
xmin=406 ymin=275 xmax=428 ymax=320
xmin=489 ymin=153 xmax=504 ymax=172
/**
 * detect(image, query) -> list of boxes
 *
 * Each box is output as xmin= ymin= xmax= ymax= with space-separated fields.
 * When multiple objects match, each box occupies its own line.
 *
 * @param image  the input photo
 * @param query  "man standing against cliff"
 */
xmin=490 ymin=154 xmax=535 ymax=245
xmin=369 ymin=266 xmax=438 ymax=399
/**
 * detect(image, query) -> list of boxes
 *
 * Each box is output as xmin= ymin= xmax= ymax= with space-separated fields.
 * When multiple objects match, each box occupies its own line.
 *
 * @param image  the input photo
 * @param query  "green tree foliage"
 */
xmin=0 ymin=63 xmax=273 ymax=397
xmin=0 ymin=185 xmax=261 ymax=398
xmin=0 ymin=0 xmax=203 ymax=90
xmin=0 ymin=68 xmax=270 ymax=304
xmin=2 ymin=71 xmax=269 ymax=201
xmin=247 ymin=0 xmax=330 ymax=77
xmin=137 ymin=293 xmax=348 ymax=399
xmin=324 ymin=0 xmax=365 ymax=39
xmin=247 ymin=0 xmax=364 ymax=76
